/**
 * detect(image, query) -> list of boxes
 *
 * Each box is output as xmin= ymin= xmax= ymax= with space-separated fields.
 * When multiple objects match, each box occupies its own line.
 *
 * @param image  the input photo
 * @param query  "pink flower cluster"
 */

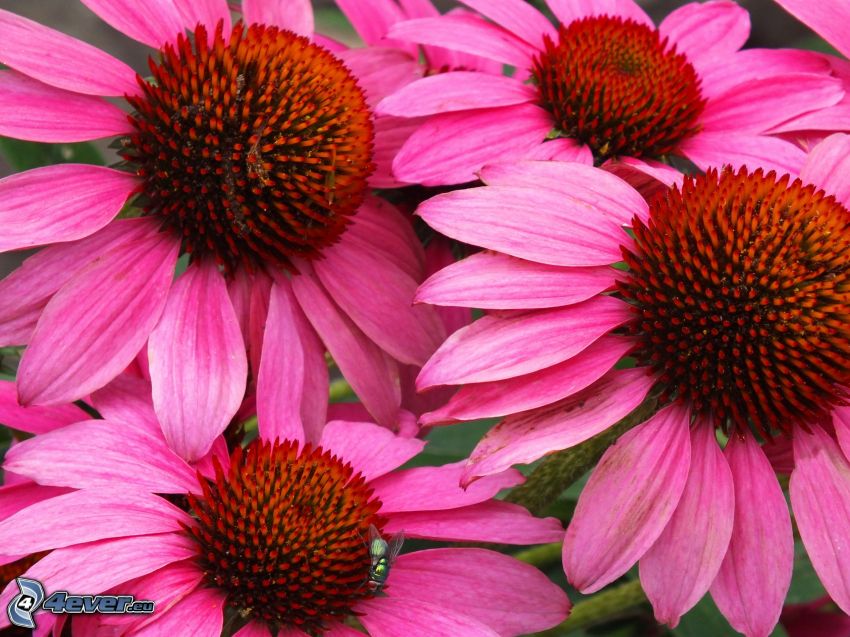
xmin=0 ymin=0 xmax=848 ymax=636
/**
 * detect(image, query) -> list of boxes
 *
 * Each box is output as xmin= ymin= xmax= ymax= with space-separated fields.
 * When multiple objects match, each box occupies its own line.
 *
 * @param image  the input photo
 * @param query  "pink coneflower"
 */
xmin=378 ymin=0 xmax=844 ymax=188
xmin=0 ymin=373 xmax=568 ymax=636
xmin=414 ymin=134 xmax=850 ymax=635
xmin=0 ymin=0 xmax=445 ymax=458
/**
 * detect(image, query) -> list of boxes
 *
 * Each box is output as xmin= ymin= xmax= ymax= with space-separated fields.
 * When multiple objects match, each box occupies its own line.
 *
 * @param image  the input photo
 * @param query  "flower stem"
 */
xmin=504 ymin=397 xmax=659 ymax=517
xmin=512 ymin=542 xmax=562 ymax=569
xmin=535 ymin=580 xmax=648 ymax=635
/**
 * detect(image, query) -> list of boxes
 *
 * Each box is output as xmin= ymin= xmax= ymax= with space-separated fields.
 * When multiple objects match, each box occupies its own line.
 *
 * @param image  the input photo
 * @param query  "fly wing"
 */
xmin=368 ymin=524 xmax=387 ymax=559
xmin=386 ymin=531 xmax=405 ymax=562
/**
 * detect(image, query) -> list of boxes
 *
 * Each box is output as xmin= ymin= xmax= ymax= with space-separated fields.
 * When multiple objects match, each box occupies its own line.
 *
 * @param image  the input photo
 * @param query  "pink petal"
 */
xmin=369 ymin=462 xmax=522 ymax=513
xmin=658 ymin=1 xmax=749 ymax=71
xmin=0 ymin=482 xmax=72 ymax=522
xmin=174 ymin=0 xmax=231 ymax=36
xmin=0 ymin=533 xmax=198 ymax=611
xmin=388 ymin=548 xmax=569 ymax=634
xmin=0 ymin=164 xmax=135 ymax=251
xmin=383 ymin=500 xmax=564 ymax=544
xmin=372 ymin=115 xmax=425 ymax=189
xmin=523 ymin=137 xmax=594 ymax=163
xmin=335 ymin=0 xmax=405 ymax=46
xmin=479 ymin=160 xmax=649 ymax=226
xmin=242 ymin=0 xmax=313 ymax=36
xmin=149 ymin=260 xmax=247 ymax=462
xmin=131 ymin=586 xmax=224 ymax=637
xmin=3 ymin=420 xmax=199 ymax=494
xmin=773 ymin=0 xmax=850 ymax=59
xmin=680 ymin=131 xmax=806 ymax=177
xmin=393 ymin=105 xmax=552 ymax=185
xmin=234 ymin=622 xmax=273 ymax=637
xmin=377 ymin=72 xmax=534 ymax=117
xmin=0 ymin=490 xmax=191 ymax=555
xmin=710 ymin=434 xmax=794 ymax=637
xmin=358 ymin=597 xmax=500 ymax=637
xmin=339 ymin=48 xmax=422 ymax=109
xmin=0 ymin=381 xmax=86 ymax=434
xmin=545 ymin=0 xmax=653 ymax=27
xmin=640 ymin=421 xmax=735 ymax=627
xmin=0 ymin=70 xmax=131 ymax=142
xmin=833 ymin=407 xmax=850 ymax=464
xmin=422 ymin=335 xmax=633 ymax=425
xmin=388 ymin=14 xmax=536 ymax=68
xmin=17 ymin=228 xmax=180 ymax=405
xmin=417 ymin=186 xmax=625 ymax=266
xmin=790 ymin=425 xmax=850 ymax=614
xmin=78 ymin=0 xmax=188 ymax=48
xmin=564 ymin=403 xmax=692 ymax=593
xmin=247 ymin=270 xmax=273 ymax=379
xmin=0 ymin=8 xmax=139 ymax=96
xmin=257 ymin=280 xmax=307 ymax=446
xmin=701 ymin=75 xmax=843 ymax=134
xmin=800 ymin=134 xmax=850 ymax=209
xmin=291 ymin=272 xmax=401 ymax=428
xmin=418 ymin=295 xmax=631 ymax=387
xmin=318 ymin=420 xmax=425 ymax=482
xmin=603 ymin=156 xmax=685 ymax=200
xmin=457 ymin=0 xmax=555 ymax=48
xmin=323 ymin=623 xmax=363 ymax=637
xmin=416 ymin=252 xmax=604 ymax=310
xmin=316 ymin=236 xmax=445 ymax=367
xmin=90 ymin=373 xmax=160 ymax=433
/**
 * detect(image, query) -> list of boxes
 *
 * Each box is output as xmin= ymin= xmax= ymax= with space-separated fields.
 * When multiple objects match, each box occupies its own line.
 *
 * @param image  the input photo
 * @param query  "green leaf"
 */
xmin=787 ymin=540 xmax=826 ymax=603
xmin=674 ymin=595 xmax=788 ymax=637
xmin=0 ymin=137 xmax=104 ymax=171
xmin=403 ymin=419 xmax=496 ymax=468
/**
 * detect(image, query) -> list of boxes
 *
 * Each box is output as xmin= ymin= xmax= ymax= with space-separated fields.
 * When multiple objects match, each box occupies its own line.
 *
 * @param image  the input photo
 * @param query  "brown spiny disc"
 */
xmin=186 ymin=439 xmax=383 ymax=634
xmin=122 ymin=21 xmax=375 ymax=271
xmin=619 ymin=167 xmax=850 ymax=436
xmin=533 ymin=16 xmax=706 ymax=163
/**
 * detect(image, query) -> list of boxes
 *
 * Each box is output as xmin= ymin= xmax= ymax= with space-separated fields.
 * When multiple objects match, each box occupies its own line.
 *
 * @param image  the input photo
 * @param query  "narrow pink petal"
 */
xmin=358 ymin=597 xmax=500 ymax=637
xmin=418 ymin=295 xmax=631 ymax=387
xmin=384 ymin=500 xmax=564 ymax=544
xmin=287 ymin=289 xmax=329 ymax=443
xmin=372 ymin=115 xmax=424 ymax=189
xmin=0 ymin=381 xmax=86 ymax=434
xmin=0 ymin=9 xmax=139 ymax=96
xmin=0 ymin=164 xmax=134 ymax=251
xmin=78 ymin=0 xmax=188 ymax=48
xmin=377 ymin=72 xmax=534 ymax=117
xmin=0 ymin=490 xmax=191 ymax=555
xmin=257 ymin=280 xmax=307 ymax=446
xmin=774 ymin=0 xmax=850 ymax=59
xmin=234 ymin=622 xmax=273 ymax=637
xmin=388 ymin=549 xmax=569 ymax=635
xmin=318 ymin=420 xmax=425 ymax=482
xmin=131 ymin=586 xmax=224 ymax=637
xmin=564 ymin=403 xmax=692 ymax=593
xmin=801 ymin=134 xmax=850 ymax=209
xmin=335 ymin=0 xmax=405 ymax=45
xmin=90 ymin=373 xmax=160 ymax=433
xmin=323 ymin=623 xmax=363 ymax=637
xmin=174 ymin=0 xmax=231 ymax=36
xmin=833 ymin=407 xmax=850 ymax=463
xmin=339 ymin=48 xmax=422 ymax=109
xmin=0 ymin=70 xmax=131 ymax=142
xmin=701 ymin=75 xmax=842 ymax=134
xmin=790 ymin=425 xmax=850 ymax=614
xmin=242 ymin=0 xmax=312 ymax=35
xmin=388 ymin=14 xmax=535 ymax=68
xmin=316 ymin=236 xmax=445 ymax=367
xmin=0 ymin=533 xmax=198 ymax=611
xmin=417 ymin=186 xmax=625 ymax=266
xmin=457 ymin=0 xmax=555 ymax=48
xmin=772 ymin=99 xmax=850 ymax=135
xmin=422 ymin=335 xmax=633 ymax=425
xmin=149 ymin=260 xmax=248 ymax=462
xmin=247 ymin=270 xmax=273 ymax=379
xmin=393 ymin=105 xmax=552 ymax=185
xmin=17 ymin=229 xmax=180 ymax=405
xmin=680 ymin=132 xmax=806 ymax=177
xmin=291 ymin=273 xmax=401 ymax=428
xmin=421 ymin=238 xmax=474 ymax=334
xmin=523 ymin=137 xmax=594 ymax=164
xmin=710 ymin=434 xmax=794 ymax=637
xmin=479 ymin=160 xmax=649 ymax=226
xmin=0 ymin=482 xmax=72 ymax=521
xmin=4 ymin=420 xmax=198 ymax=493
xmin=640 ymin=422 xmax=735 ymax=627
xmin=369 ymin=462 xmax=522 ymax=513
xmin=658 ymin=1 xmax=749 ymax=71
xmin=604 ymin=157 xmax=685 ymax=200
xmin=545 ymin=0 xmax=653 ymax=27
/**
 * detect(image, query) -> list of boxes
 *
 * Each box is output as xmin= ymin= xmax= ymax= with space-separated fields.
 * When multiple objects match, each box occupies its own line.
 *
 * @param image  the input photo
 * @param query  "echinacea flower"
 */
xmin=0 ymin=372 xmax=568 ymax=637
xmin=379 ymin=0 xmax=844 ymax=187
xmin=0 ymin=0 xmax=445 ymax=459
xmin=414 ymin=134 xmax=850 ymax=636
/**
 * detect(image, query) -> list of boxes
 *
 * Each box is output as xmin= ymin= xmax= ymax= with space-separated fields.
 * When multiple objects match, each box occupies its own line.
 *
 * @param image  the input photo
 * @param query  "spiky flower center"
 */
xmin=186 ymin=439 xmax=383 ymax=634
xmin=620 ymin=168 xmax=850 ymax=436
xmin=123 ymin=22 xmax=374 ymax=271
xmin=533 ymin=15 xmax=705 ymax=163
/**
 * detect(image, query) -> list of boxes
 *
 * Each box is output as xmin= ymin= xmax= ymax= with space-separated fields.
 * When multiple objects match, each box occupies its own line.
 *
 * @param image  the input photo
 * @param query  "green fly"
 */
xmin=366 ymin=525 xmax=404 ymax=593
